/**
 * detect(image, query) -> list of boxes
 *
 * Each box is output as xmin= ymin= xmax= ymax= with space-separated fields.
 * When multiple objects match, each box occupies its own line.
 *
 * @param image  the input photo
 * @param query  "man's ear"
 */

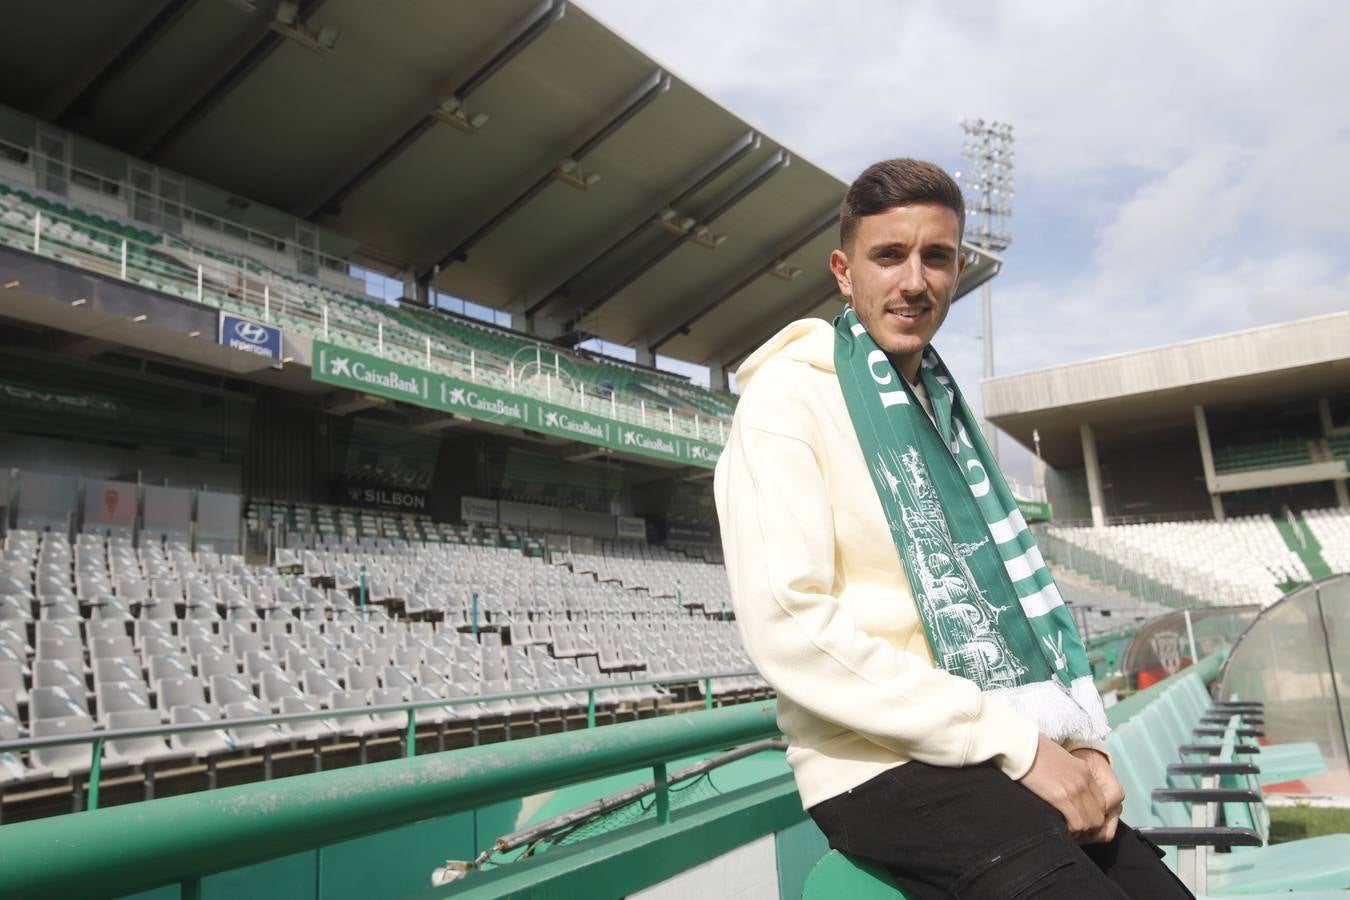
xmin=829 ymin=248 xmax=852 ymax=298
xmin=955 ymin=252 xmax=967 ymax=286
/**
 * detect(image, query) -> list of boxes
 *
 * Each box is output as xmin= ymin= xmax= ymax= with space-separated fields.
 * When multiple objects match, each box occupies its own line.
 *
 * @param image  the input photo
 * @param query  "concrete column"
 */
xmin=1315 ymin=398 xmax=1349 ymax=508
xmin=411 ymin=274 xmax=431 ymax=308
xmin=1318 ymin=397 xmax=1335 ymax=436
xmin=633 ymin=336 xmax=654 ymax=369
xmin=1192 ymin=404 xmax=1226 ymax=520
xmin=707 ymin=356 xmax=728 ymax=392
xmin=1079 ymin=423 xmax=1106 ymax=528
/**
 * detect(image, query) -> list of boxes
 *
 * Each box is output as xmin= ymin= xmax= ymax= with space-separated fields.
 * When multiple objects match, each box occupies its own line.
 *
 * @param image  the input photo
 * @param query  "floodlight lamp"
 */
xmin=658 ymin=207 xmax=677 ymax=223
xmin=678 ymin=217 xmax=696 ymax=232
xmin=583 ymin=172 xmax=601 ymax=187
xmin=316 ymin=26 xmax=339 ymax=50
xmin=712 ymin=234 xmax=728 ymax=247
xmin=468 ymin=112 xmax=489 ymax=129
xmin=439 ymin=97 xmax=462 ymax=114
xmin=275 ymin=1 xmax=299 ymax=25
xmin=558 ymin=158 xmax=579 ymax=174
xmin=694 ymin=225 xmax=710 ymax=239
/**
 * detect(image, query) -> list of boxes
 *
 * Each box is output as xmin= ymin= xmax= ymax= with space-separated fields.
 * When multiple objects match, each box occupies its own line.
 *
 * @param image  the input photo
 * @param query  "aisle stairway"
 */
xmin=1274 ymin=511 xmax=1333 ymax=581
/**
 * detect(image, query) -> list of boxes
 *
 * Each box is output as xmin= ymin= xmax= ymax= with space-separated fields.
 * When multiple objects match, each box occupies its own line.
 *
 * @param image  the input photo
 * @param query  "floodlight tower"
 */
xmin=957 ymin=119 xmax=1014 ymax=461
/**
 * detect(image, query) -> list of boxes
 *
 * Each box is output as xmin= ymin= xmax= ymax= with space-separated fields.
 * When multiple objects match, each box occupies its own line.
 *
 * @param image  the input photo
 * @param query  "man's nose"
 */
xmin=896 ymin=254 xmax=927 ymax=296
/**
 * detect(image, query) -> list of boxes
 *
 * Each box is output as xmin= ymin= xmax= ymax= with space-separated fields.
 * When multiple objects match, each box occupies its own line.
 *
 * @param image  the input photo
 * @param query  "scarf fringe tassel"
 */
xmin=984 ymin=675 xmax=1112 ymax=743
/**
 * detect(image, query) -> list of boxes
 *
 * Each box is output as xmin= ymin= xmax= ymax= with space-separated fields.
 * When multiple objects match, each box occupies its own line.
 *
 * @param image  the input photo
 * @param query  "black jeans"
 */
xmin=809 ymin=761 xmax=1195 ymax=900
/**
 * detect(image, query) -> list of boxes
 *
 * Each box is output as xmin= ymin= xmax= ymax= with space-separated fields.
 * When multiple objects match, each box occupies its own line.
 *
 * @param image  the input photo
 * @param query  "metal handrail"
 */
xmin=0 ymin=669 xmax=760 ymax=754
xmin=0 ymin=195 xmax=734 ymax=444
xmin=0 ymin=699 xmax=784 ymax=900
xmin=1 ymin=667 xmax=763 ymax=812
xmin=1 ymin=135 xmax=358 ymax=277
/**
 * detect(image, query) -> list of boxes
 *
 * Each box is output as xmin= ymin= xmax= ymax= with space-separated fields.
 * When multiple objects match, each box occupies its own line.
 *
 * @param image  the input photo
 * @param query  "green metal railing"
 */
xmin=0 ymin=670 xmax=762 ymax=811
xmin=0 ymin=698 xmax=781 ymax=900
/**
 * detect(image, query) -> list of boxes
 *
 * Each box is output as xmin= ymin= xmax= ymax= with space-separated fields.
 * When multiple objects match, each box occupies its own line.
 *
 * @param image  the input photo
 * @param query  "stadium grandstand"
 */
xmin=0 ymin=2 xmax=1345 ymax=899
xmin=983 ymin=313 xmax=1350 ymax=608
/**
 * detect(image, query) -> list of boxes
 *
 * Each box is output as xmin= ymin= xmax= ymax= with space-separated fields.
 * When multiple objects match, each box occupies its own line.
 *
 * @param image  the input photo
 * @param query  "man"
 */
xmin=714 ymin=158 xmax=1191 ymax=898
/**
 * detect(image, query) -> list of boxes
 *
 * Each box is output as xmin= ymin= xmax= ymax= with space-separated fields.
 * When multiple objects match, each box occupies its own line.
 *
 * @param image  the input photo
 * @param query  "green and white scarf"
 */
xmin=834 ymin=308 xmax=1109 ymax=741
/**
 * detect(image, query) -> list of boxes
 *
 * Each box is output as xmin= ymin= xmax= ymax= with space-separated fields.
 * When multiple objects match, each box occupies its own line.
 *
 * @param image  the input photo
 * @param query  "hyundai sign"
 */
xmin=219 ymin=314 xmax=282 ymax=361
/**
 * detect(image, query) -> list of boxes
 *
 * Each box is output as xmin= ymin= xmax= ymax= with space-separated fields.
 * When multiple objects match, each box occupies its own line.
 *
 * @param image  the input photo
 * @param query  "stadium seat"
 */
xmin=103 ymin=710 xmax=192 ymax=770
xmin=168 ymin=703 xmax=237 ymax=757
xmin=29 ymin=715 xmax=96 ymax=779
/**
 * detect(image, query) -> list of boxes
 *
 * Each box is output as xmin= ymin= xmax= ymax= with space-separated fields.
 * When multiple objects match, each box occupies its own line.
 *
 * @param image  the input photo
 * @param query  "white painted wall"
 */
xmin=628 ymin=833 xmax=778 ymax=900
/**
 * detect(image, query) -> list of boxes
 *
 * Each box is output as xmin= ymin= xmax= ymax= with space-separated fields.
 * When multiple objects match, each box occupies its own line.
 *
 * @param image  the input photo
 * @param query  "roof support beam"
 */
xmin=648 ymin=211 xmax=837 ymax=352
xmin=522 ymin=130 xmax=760 ymax=319
xmin=49 ymin=0 xmax=195 ymax=124
xmin=138 ymin=0 xmax=329 ymax=159
xmin=417 ymin=69 xmax=672 ymax=281
xmin=723 ymin=281 xmax=840 ymax=368
xmin=303 ymin=0 xmax=566 ymax=219
xmin=565 ymin=149 xmax=791 ymax=331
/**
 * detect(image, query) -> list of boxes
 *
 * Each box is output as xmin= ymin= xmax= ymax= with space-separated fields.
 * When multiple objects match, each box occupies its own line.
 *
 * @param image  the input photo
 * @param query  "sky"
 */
xmin=582 ymin=0 xmax=1350 ymax=481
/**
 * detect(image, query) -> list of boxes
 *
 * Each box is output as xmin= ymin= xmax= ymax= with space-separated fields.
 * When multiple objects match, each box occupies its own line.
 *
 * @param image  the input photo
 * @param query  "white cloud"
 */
xmin=581 ymin=0 xmax=1350 ymax=477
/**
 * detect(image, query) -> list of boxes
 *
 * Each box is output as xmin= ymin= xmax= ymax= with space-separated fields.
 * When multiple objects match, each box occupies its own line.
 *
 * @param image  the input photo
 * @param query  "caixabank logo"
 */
xmin=619 ymin=429 xmax=676 ymax=456
xmin=443 ymin=385 xmax=525 ymax=421
xmin=687 ymin=443 xmax=721 ymax=464
xmin=328 ymin=355 xmax=426 ymax=399
xmin=540 ymin=408 xmax=607 ymax=440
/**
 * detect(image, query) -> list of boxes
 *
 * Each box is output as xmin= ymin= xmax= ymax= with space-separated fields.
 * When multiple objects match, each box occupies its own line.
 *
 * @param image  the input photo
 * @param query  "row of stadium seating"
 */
xmin=0 ymin=525 xmax=762 ymax=819
xmin=1212 ymin=435 xmax=1316 ymax=473
xmin=1048 ymin=510 xmax=1350 ymax=607
xmin=1050 ymin=571 xmax=1170 ymax=638
xmin=245 ymin=499 xmax=546 ymax=556
xmin=0 ymin=181 xmax=737 ymax=435
xmin=808 ymin=670 xmax=1342 ymax=896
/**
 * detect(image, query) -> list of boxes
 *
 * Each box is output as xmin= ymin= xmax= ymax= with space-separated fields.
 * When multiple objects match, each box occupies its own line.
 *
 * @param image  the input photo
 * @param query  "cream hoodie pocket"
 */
xmin=837 ymin=584 xmax=919 ymax=644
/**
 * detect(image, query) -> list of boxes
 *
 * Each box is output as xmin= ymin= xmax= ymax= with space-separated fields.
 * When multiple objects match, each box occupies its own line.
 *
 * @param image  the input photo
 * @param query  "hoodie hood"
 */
xmin=735 ymin=317 xmax=837 ymax=391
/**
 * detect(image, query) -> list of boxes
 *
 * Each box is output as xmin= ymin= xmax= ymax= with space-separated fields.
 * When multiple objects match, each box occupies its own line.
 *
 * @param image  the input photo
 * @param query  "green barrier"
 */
xmin=0 ymin=700 xmax=780 ymax=900
xmin=1106 ymin=648 xmax=1226 ymax=728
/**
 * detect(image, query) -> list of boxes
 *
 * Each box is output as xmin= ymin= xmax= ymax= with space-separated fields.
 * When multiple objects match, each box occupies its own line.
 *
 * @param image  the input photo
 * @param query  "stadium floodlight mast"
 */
xmin=955 ymin=118 xmax=1014 ymax=462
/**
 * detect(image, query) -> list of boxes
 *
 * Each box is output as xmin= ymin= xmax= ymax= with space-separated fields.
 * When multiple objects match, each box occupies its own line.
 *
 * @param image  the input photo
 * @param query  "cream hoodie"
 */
xmin=716 ymin=318 xmax=1088 ymax=810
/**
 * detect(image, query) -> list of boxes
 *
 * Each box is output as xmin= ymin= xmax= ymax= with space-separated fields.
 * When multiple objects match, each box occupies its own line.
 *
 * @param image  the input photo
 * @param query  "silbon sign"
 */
xmin=312 ymin=342 xmax=723 ymax=468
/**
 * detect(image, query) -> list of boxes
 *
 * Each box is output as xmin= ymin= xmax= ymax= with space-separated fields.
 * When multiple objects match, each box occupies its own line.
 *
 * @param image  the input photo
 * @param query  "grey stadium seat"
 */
xmin=222 ymin=699 xmax=289 ymax=749
xmin=168 ymin=703 xmax=238 ymax=757
xmin=104 ymin=709 xmax=193 ymax=769
xmin=327 ymin=691 xmax=381 ymax=736
xmin=158 ymin=676 xmax=206 ymax=711
xmin=279 ymin=695 xmax=341 ymax=741
xmin=95 ymin=680 xmax=153 ymax=724
xmin=30 ymin=685 xmax=89 ymax=722
xmin=29 ymin=714 xmax=96 ymax=778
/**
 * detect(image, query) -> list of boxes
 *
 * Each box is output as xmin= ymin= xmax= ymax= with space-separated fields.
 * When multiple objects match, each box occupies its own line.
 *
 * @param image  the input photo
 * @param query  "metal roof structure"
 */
xmin=0 ymin=0 xmax=999 ymax=369
xmin=982 ymin=312 xmax=1350 ymax=466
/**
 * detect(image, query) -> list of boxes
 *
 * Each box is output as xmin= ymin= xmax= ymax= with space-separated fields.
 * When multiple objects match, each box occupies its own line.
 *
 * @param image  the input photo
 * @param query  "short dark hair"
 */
xmin=839 ymin=158 xmax=965 ymax=249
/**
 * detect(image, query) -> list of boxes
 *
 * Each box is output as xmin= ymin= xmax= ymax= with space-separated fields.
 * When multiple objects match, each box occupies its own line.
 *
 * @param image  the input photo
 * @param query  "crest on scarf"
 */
xmin=874 ymin=446 xmax=1028 ymax=689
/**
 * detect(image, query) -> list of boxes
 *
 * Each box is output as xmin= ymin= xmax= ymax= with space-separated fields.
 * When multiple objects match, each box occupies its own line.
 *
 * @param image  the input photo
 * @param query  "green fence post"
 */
xmin=653 ymin=762 xmax=671 ymax=824
xmin=587 ymin=689 xmax=596 ymax=729
xmin=405 ymin=709 xmax=416 ymax=759
xmin=471 ymin=591 xmax=479 ymax=636
xmin=88 ymin=738 xmax=104 ymax=811
xmin=704 ymin=678 xmax=713 ymax=710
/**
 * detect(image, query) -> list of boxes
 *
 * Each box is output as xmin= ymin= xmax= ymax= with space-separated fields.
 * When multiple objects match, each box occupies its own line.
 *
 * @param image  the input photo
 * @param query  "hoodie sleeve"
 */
xmin=715 ymin=365 xmax=1040 ymax=779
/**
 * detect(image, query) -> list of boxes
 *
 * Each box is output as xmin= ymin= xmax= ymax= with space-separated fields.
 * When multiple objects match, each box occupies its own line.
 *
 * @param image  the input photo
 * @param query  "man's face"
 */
xmin=829 ymin=203 xmax=965 ymax=375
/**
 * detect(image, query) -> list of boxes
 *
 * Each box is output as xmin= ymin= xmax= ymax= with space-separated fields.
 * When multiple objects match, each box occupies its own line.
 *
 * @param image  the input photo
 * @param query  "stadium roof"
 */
xmin=0 ymin=0 xmax=999 ymax=368
xmin=982 ymin=311 xmax=1350 ymax=466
